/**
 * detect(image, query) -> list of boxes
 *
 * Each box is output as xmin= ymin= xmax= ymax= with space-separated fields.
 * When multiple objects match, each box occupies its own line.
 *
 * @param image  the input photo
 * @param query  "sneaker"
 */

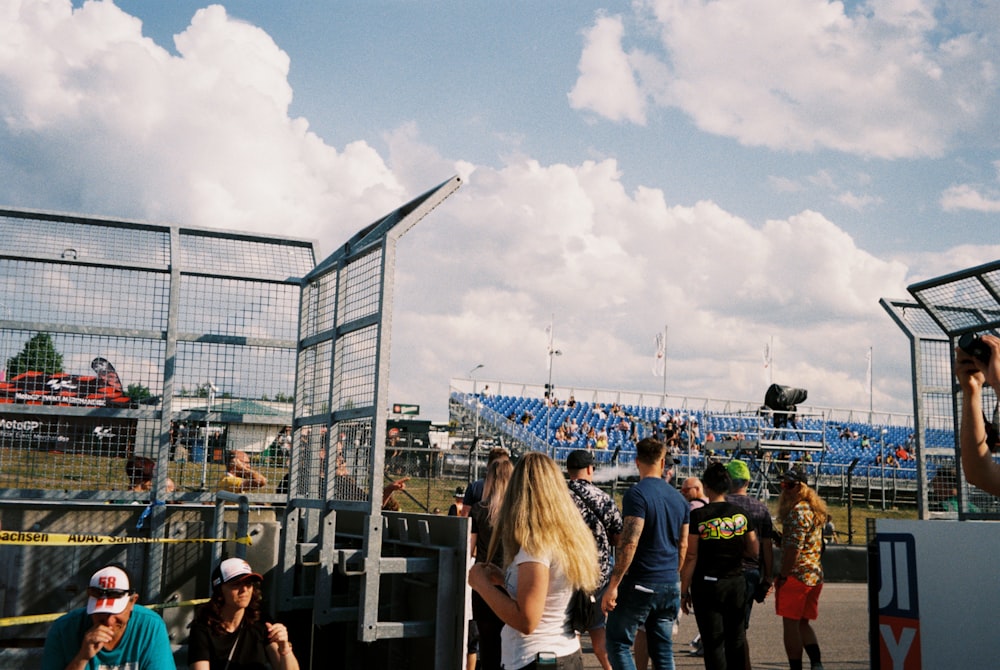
xmin=811 ymin=664 xmax=824 ymax=670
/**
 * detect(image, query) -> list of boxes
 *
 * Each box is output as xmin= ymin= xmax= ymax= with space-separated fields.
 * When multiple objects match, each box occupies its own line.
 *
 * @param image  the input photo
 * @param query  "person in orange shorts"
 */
xmin=774 ymin=467 xmax=826 ymax=670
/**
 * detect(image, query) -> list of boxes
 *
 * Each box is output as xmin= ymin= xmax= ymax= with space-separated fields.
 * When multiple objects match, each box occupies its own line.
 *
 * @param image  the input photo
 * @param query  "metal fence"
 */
xmin=0 ymin=210 xmax=313 ymax=507
xmin=882 ymin=260 xmax=1000 ymax=520
xmin=0 ymin=177 xmax=468 ymax=670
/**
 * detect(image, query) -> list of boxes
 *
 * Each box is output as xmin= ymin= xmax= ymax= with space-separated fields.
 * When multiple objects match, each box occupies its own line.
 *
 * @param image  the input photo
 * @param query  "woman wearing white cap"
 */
xmin=188 ymin=557 xmax=299 ymax=670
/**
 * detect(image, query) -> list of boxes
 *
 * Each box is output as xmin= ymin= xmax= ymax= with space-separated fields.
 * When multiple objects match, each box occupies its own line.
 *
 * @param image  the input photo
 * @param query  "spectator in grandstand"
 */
xmin=188 ymin=557 xmax=299 ymax=670
xmin=125 ymin=455 xmax=176 ymax=498
xmin=218 ymin=450 xmax=268 ymax=493
xmin=726 ymin=459 xmax=775 ymax=670
xmin=775 ymin=468 xmax=827 ymax=670
xmin=602 ymin=439 xmax=689 ymax=670
xmin=955 ymin=333 xmax=1000 ymax=496
xmin=468 ymin=452 xmax=599 ymax=670
xmin=567 ymin=449 xmax=624 ymax=670
xmin=596 ymin=427 xmax=610 ymax=450
xmin=469 ymin=457 xmax=514 ymax=670
xmin=680 ymin=462 xmax=758 ymax=670
xmin=681 ymin=477 xmax=709 ymax=510
xmin=42 ymin=563 xmax=174 ymax=670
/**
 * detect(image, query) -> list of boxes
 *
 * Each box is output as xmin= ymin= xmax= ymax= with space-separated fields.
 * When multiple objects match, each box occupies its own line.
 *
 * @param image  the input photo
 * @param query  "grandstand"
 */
xmin=450 ymin=381 xmax=950 ymax=506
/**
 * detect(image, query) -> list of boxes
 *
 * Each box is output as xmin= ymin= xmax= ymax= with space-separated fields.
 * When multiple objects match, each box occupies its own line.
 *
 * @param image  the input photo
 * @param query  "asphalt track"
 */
xmin=581 ymin=583 xmax=871 ymax=670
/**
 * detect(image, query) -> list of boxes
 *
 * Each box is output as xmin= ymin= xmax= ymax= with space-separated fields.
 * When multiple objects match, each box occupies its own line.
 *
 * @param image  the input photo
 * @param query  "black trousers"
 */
xmin=691 ymin=574 xmax=747 ymax=670
xmin=472 ymin=589 xmax=504 ymax=670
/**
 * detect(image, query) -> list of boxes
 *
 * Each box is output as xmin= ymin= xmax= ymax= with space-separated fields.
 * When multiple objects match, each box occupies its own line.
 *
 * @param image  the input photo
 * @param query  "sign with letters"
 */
xmin=874 ymin=520 xmax=998 ymax=669
xmin=876 ymin=533 xmax=921 ymax=669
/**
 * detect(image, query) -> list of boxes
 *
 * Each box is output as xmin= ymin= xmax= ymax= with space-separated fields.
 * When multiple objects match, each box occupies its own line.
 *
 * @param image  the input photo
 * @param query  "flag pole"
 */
xmin=869 ymin=346 xmax=873 ymax=416
xmin=662 ymin=325 xmax=668 ymax=401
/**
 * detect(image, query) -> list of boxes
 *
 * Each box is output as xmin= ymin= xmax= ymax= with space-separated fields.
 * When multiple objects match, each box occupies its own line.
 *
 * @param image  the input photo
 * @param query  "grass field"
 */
xmin=0 ymin=449 xmax=919 ymax=542
xmin=391 ymin=474 xmax=917 ymax=545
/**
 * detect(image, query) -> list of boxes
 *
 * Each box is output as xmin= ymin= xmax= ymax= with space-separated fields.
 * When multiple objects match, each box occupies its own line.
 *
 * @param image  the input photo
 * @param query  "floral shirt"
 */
xmin=782 ymin=501 xmax=823 ymax=586
xmin=568 ymin=479 xmax=623 ymax=589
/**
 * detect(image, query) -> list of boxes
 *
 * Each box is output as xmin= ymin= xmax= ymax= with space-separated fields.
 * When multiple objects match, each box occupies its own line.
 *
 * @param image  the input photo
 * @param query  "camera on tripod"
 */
xmin=958 ymin=332 xmax=992 ymax=365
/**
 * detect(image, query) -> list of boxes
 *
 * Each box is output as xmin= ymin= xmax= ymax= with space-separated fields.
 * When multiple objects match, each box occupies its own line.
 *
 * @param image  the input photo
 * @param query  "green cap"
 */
xmin=726 ymin=459 xmax=751 ymax=481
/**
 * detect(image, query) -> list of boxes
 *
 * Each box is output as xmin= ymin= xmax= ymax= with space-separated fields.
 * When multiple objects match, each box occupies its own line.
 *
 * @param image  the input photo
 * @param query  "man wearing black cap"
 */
xmin=42 ymin=563 xmax=174 ymax=670
xmin=567 ymin=449 xmax=623 ymax=670
xmin=602 ymin=437 xmax=689 ymax=670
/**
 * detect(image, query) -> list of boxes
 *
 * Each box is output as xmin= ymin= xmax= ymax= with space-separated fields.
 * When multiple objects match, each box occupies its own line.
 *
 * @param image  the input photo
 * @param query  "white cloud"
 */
xmin=568 ymin=14 xmax=646 ymax=124
xmin=0 ymin=1 xmax=404 ymax=246
xmin=836 ymin=191 xmax=884 ymax=210
xmin=570 ymin=0 xmax=1000 ymax=158
xmin=0 ymin=0 xmax=982 ymax=422
xmin=939 ymin=184 xmax=1000 ymax=212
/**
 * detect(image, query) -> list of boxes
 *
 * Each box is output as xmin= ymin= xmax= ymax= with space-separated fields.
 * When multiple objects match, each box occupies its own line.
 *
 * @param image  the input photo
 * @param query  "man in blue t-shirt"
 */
xmin=42 ymin=563 xmax=174 ymax=670
xmin=602 ymin=438 xmax=690 ymax=670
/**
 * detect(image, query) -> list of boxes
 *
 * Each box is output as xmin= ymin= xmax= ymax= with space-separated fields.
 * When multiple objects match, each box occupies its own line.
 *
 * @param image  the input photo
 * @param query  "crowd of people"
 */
xmin=44 ymin=438 xmax=829 ymax=670
xmin=453 ymin=439 xmax=828 ymax=670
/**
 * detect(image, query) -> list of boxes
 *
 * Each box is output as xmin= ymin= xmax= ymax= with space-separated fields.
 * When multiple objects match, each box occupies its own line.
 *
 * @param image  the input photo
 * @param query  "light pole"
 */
xmin=880 ymin=428 xmax=888 ymax=510
xmin=469 ymin=363 xmax=485 ymax=438
xmin=545 ymin=348 xmax=562 ymax=450
xmin=469 ymin=364 xmax=485 ymax=482
xmin=468 ymin=363 xmax=484 ymax=393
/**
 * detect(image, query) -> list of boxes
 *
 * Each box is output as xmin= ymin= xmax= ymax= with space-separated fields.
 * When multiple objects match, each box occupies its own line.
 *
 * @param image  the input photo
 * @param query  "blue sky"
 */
xmin=3 ymin=0 xmax=1000 ymax=421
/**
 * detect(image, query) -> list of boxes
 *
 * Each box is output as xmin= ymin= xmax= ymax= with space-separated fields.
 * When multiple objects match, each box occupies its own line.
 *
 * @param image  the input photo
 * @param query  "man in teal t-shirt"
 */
xmin=42 ymin=563 xmax=174 ymax=670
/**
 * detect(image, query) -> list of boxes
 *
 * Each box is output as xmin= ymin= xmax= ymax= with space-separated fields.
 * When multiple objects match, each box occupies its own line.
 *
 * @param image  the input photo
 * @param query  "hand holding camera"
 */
xmin=956 ymin=332 xmax=1000 ymax=388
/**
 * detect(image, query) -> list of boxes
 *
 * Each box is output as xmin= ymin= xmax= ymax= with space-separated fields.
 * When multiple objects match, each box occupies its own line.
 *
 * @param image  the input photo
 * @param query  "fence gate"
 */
xmin=277 ymin=176 xmax=465 ymax=668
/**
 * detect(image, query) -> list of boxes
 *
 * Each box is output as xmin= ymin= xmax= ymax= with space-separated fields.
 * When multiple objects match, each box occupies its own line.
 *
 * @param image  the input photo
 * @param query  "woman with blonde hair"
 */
xmin=469 ymin=452 xmax=599 ymax=670
xmin=775 ymin=468 xmax=827 ymax=670
xmin=470 ymin=456 xmax=514 ymax=670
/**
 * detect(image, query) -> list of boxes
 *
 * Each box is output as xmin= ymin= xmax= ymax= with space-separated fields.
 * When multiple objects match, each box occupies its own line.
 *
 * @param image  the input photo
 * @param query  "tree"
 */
xmin=6 ymin=333 xmax=64 ymax=376
xmin=126 ymin=384 xmax=152 ymax=401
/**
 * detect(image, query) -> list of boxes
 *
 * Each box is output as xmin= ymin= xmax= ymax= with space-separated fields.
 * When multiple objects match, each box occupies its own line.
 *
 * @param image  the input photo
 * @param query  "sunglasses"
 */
xmin=87 ymin=587 xmax=130 ymax=600
xmin=781 ymin=481 xmax=801 ymax=490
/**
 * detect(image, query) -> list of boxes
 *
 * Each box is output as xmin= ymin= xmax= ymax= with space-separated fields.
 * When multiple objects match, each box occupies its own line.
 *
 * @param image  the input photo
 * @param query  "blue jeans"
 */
xmin=606 ymin=579 xmax=681 ymax=670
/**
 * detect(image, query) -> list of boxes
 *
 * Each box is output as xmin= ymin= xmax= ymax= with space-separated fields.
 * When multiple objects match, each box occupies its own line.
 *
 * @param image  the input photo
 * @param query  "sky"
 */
xmin=2 ymin=0 xmax=999 ymax=423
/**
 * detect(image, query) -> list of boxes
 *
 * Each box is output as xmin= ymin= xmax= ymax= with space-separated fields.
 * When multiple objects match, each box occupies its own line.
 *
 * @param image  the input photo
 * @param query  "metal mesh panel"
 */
xmin=299 ymin=271 xmax=337 ymax=340
xmin=179 ymin=232 xmax=314 ymax=280
xmin=328 ymin=419 xmax=373 ymax=503
xmin=332 ymin=326 xmax=378 ymax=411
xmin=296 ymin=341 xmax=333 ymax=417
xmin=0 ymin=261 xmax=168 ymax=331
xmin=338 ymin=249 xmax=383 ymax=325
xmin=173 ymin=342 xmax=296 ymax=401
xmin=2 ymin=329 xmax=165 ymax=398
xmin=0 ymin=213 xmax=170 ymax=265
xmin=910 ymin=264 xmax=1000 ymax=334
xmin=179 ymin=277 xmax=300 ymax=341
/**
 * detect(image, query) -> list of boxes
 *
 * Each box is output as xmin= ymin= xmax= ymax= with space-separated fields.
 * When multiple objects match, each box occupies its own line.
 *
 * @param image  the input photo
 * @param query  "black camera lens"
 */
xmin=958 ymin=332 xmax=991 ymax=365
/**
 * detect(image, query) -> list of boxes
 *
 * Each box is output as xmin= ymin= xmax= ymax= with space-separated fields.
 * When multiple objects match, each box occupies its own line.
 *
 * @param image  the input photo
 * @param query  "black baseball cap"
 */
xmin=781 ymin=467 xmax=808 ymax=485
xmin=566 ymin=449 xmax=595 ymax=470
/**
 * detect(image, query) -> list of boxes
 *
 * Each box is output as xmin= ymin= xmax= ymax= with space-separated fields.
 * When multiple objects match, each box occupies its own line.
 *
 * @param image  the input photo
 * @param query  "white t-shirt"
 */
xmin=500 ymin=547 xmax=579 ymax=669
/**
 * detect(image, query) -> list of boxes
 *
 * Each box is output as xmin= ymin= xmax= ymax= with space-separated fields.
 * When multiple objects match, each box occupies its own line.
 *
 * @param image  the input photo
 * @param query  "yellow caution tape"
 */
xmin=0 ymin=598 xmax=210 ymax=627
xmin=0 ymin=530 xmax=252 ymax=546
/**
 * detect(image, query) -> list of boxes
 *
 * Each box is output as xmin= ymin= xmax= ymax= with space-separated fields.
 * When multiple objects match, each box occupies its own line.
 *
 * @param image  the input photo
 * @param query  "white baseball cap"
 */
xmin=87 ymin=565 xmax=133 ymax=615
xmin=212 ymin=557 xmax=263 ymax=589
